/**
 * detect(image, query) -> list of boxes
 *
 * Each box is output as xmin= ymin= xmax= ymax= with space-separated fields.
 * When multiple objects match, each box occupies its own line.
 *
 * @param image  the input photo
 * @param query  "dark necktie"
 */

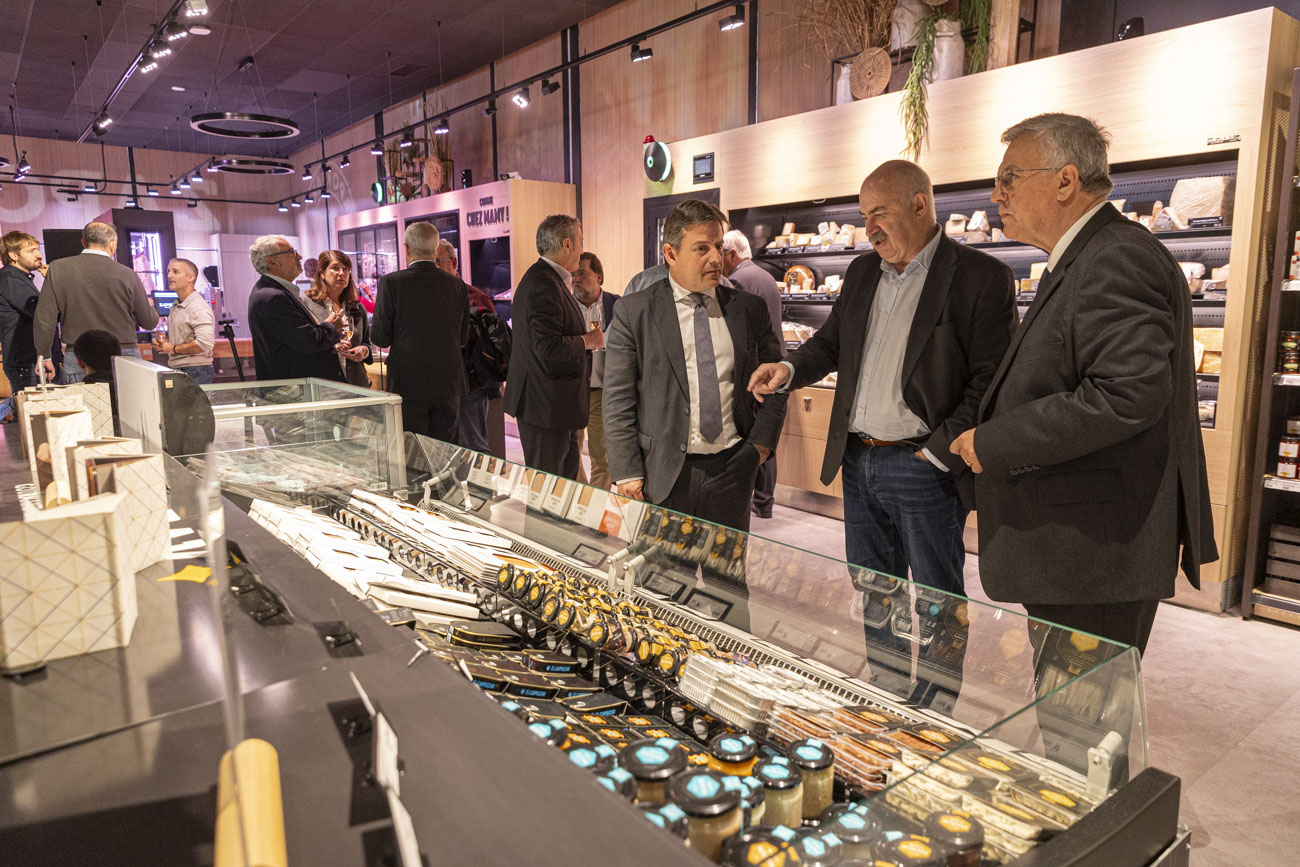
xmin=690 ymin=293 xmax=723 ymax=442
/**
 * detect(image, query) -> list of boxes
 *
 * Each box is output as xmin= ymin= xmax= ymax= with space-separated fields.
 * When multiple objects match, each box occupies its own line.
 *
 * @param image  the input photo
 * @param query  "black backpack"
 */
xmin=466 ymin=306 xmax=511 ymax=387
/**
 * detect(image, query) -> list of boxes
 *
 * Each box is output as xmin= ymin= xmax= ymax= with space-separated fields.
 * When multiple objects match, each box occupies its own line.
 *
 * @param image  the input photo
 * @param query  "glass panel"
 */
xmin=375 ymin=223 xmax=399 ymax=277
xmin=178 ymin=437 xmax=395 ymax=503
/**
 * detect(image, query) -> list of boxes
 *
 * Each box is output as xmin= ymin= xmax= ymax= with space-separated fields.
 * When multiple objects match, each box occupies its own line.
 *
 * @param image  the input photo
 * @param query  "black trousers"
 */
xmin=1024 ymin=599 xmax=1161 ymax=657
xmin=401 ymin=393 xmax=460 ymax=443
xmin=658 ymin=440 xmax=762 ymax=533
xmin=752 ymin=453 xmax=777 ymax=514
xmin=516 ymin=419 xmax=582 ymax=480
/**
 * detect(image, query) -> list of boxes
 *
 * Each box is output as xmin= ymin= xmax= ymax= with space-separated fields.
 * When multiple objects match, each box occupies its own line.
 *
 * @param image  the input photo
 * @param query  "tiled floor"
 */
xmin=516 ymin=434 xmax=1300 ymax=862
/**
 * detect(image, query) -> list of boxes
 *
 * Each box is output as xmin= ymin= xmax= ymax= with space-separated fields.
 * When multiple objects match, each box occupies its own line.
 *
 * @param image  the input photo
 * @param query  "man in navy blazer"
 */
xmin=246 ymin=235 xmax=345 ymax=382
xmin=571 ymin=251 xmax=618 ymax=489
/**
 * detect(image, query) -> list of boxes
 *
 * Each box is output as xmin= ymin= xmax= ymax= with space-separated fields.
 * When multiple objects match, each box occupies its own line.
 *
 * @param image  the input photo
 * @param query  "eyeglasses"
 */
xmin=993 ymin=167 xmax=1059 ymax=191
xmin=267 ymin=249 xmax=300 ymax=258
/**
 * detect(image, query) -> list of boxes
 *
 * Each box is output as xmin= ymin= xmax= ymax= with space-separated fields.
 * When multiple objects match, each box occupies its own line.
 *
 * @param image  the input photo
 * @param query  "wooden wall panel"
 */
xmin=494 ymin=38 xmax=565 ymax=184
xmin=578 ymin=0 xmax=747 ymax=293
xmin=757 ymin=0 xmax=835 ymax=123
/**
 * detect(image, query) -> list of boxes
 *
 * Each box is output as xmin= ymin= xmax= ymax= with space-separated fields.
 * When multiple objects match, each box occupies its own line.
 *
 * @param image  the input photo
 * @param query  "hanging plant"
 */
xmin=898 ymin=0 xmax=992 ymax=159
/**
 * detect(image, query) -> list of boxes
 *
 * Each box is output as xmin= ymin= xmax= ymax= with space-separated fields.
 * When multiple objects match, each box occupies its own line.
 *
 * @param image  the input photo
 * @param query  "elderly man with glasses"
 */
xmin=949 ymin=113 xmax=1216 ymax=655
xmin=247 ymin=234 xmax=348 ymax=382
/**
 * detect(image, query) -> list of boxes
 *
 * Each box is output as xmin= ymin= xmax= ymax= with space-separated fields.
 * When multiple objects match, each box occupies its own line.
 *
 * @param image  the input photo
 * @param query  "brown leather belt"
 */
xmin=857 ymin=433 xmax=928 ymax=448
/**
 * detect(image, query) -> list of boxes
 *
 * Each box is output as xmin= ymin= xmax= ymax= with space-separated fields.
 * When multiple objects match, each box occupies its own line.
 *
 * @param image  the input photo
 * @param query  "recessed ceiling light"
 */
xmin=188 ymin=25 xmax=212 ymax=36
xmin=172 ymin=85 xmax=186 ymax=92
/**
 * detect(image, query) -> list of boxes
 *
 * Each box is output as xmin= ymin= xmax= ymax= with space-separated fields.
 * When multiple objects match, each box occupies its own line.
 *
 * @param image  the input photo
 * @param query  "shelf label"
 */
xmin=1187 ymin=216 xmax=1224 ymax=229
xmin=1265 ymin=475 xmax=1300 ymax=493
xmin=787 ymin=246 xmax=806 ymax=253
xmin=853 ymin=242 xmax=875 ymax=250
xmin=826 ymin=243 xmax=847 ymax=252
xmin=1276 ymin=374 xmax=1300 ymax=386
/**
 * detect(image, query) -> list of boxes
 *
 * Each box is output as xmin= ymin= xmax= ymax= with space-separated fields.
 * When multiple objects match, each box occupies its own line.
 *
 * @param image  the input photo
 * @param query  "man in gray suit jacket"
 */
xmin=33 ymin=221 xmax=158 ymax=383
xmin=605 ymin=200 xmax=788 ymax=534
xmin=950 ymin=113 xmax=1217 ymax=654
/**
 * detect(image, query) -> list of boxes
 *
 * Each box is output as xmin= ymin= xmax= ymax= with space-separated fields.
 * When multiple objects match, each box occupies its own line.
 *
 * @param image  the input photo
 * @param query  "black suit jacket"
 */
xmin=503 ymin=258 xmax=590 ymax=430
xmin=247 ymin=274 xmax=344 ymax=381
xmin=974 ymin=203 xmax=1217 ymax=605
xmin=785 ymin=233 xmax=1017 ymax=508
xmin=728 ymin=259 xmax=786 ymax=359
xmin=371 ymin=260 xmax=470 ymax=400
xmin=604 ymin=280 xmax=789 ymax=504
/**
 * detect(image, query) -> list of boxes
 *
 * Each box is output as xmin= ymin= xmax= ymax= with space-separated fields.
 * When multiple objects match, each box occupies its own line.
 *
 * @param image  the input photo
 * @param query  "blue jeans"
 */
xmin=63 ymin=344 xmax=141 ymax=384
xmin=178 ymin=364 xmax=215 ymax=385
xmin=4 ymin=361 xmax=36 ymax=393
xmin=455 ymin=388 xmax=492 ymax=453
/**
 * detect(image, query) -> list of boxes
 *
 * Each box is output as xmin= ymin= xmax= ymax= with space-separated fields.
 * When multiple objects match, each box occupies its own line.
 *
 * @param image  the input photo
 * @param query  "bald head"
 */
xmin=861 ymin=160 xmax=936 ymax=223
xmin=82 ymin=221 xmax=118 ymax=252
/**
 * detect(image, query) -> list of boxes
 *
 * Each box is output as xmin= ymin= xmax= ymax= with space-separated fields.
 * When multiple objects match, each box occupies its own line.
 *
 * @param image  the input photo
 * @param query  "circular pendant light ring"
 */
xmin=190 ymin=111 xmax=300 ymax=139
xmin=208 ymin=158 xmax=296 ymax=175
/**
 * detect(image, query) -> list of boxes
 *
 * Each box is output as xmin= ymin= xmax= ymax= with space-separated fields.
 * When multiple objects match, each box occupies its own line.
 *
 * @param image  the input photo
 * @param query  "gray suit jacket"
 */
xmin=33 ymin=251 xmax=158 ymax=350
xmin=973 ymin=203 xmax=1217 ymax=605
xmin=604 ymin=279 xmax=789 ymax=504
xmin=727 ymin=259 xmax=786 ymax=359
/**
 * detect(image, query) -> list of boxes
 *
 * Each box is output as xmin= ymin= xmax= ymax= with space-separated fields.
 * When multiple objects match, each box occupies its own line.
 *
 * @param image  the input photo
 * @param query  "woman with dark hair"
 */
xmin=302 ymin=250 xmax=374 ymax=388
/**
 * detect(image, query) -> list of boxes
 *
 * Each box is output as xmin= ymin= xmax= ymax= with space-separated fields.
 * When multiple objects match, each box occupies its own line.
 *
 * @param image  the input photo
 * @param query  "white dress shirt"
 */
xmin=580 ymin=294 xmax=606 ymax=388
xmin=1047 ymin=200 xmax=1109 ymax=271
xmin=81 ymin=248 xmax=112 ymax=258
xmin=541 ymin=254 xmax=574 ymax=291
xmin=669 ymin=274 xmax=740 ymax=454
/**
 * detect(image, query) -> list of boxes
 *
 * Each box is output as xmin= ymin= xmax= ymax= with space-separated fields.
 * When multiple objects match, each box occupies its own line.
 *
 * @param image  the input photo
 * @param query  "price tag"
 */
xmin=374 ymin=711 xmax=401 ymax=794
xmin=787 ymin=246 xmax=806 ymax=254
xmin=386 ymin=789 xmax=423 ymax=867
xmin=1265 ymin=476 xmax=1300 ymax=492
xmin=827 ymin=243 xmax=847 ymax=252
xmin=853 ymin=242 xmax=875 ymax=251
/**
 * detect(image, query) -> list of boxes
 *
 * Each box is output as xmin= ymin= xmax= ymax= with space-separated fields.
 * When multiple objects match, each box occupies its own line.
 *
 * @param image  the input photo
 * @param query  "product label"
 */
xmin=1040 ymin=789 xmax=1077 ymax=808
xmin=977 ymin=756 xmax=1011 ymax=772
xmin=686 ymin=774 xmax=722 ymax=798
xmin=939 ymin=814 xmax=973 ymax=833
xmin=898 ymin=839 xmax=933 ymax=858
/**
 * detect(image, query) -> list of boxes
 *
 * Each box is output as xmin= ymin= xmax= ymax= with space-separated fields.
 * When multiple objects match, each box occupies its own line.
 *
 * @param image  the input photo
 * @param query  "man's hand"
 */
xmin=35 ymin=264 xmax=48 ymax=278
xmin=333 ymin=339 xmax=352 ymax=354
xmin=154 ymin=338 xmax=175 ymax=355
xmin=583 ymin=327 xmax=605 ymax=351
xmin=344 ymin=345 xmax=369 ymax=361
xmin=41 ymin=359 xmax=56 ymax=380
xmin=325 ymin=307 xmax=345 ymax=327
xmin=748 ymin=362 xmax=790 ymax=403
xmin=752 ymin=444 xmax=772 ymax=463
xmin=616 ymin=479 xmax=644 ymax=500
xmin=949 ymin=429 xmax=983 ymax=474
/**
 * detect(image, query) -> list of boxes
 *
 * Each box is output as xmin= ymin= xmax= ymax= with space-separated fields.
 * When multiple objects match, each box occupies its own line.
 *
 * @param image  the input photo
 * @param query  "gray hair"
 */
xmin=82 ymin=221 xmax=118 ymax=249
xmin=169 ymin=257 xmax=199 ymax=280
xmin=536 ymin=214 xmax=581 ymax=256
xmin=249 ymin=235 xmax=289 ymax=274
xmin=436 ymin=238 xmax=457 ymax=259
xmin=722 ymin=230 xmax=752 ymax=260
xmin=405 ymin=221 xmax=441 ymax=259
xmin=663 ymin=200 xmax=726 ymax=250
xmin=864 ymin=160 xmax=936 ymax=223
xmin=1001 ymin=113 xmax=1114 ymax=196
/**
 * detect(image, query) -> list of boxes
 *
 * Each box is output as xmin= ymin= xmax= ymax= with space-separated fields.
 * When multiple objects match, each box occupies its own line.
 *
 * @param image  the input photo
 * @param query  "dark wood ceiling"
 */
xmin=0 ymin=0 xmax=616 ymax=158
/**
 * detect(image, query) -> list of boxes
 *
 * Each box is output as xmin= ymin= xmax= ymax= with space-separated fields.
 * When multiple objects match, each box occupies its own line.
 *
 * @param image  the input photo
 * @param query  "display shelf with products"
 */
xmin=1241 ymin=68 xmax=1300 ymax=627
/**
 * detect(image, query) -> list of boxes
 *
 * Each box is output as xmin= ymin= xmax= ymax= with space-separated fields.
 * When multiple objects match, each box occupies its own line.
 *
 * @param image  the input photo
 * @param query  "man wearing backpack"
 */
xmin=437 ymin=238 xmax=510 ymax=454
xmin=372 ymin=223 xmax=470 ymax=442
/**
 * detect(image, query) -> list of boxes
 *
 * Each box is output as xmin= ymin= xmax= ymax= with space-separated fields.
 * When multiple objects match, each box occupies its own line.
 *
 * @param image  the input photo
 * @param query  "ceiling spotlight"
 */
xmin=540 ymin=79 xmax=560 ymax=96
xmin=277 ymin=202 xmax=288 ymax=212
xmin=140 ymin=60 xmax=159 ymax=74
xmin=322 ymin=162 xmax=331 ymax=173
xmin=399 ymin=133 xmax=413 ymax=149
xmin=189 ymin=24 xmax=212 ymax=36
xmin=165 ymin=21 xmax=189 ymax=42
xmin=16 ymin=153 xmax=30 ymax=175
xmin=190 ymin=170 xmax=203 ymax=183
xmin=320 ymin=189 xmax=331 ymax=199
xmin=171 ymin=85 xmax=186 ymax=92
xmin=183 ymin=0 xmax=209 ymax=17
xmin=631 ymin=43 xmax=652 ymax=62
xmin=290 ymin=199 xmax=301 ymax=208
xmin=170 ymin=183 xmax=182 ymax=195
xmin=83 ymin=181 xmax=96 ymax=192
xmin=433 ymin=117 xmax=450 ymax=136
xmin=303 ymin=193 xmax=315 ymax=204
xmin=340 ymin=153 xmax=350 ymax=168
xmin=147 ymin=186 xmax=160 ymax=196
xmin=370 ymin=141 xmax=384 ymax=156
xmin=92 ymin=112 xmax=113 ymax=135
xmin=125 ymin=197 xmax=139 ymax=208
xmin=67 ymin=194 xmax=78 ymax=203
xmin=482 ymin=99 xmax=497 ymax=117
xmin=302 ymin=166 xmax=313 ymax=181
xmin=718 ymin=5 xmax=745 ymax=31
xmin=12 ymin=173 xmax=23 ymax=182
xmin=179 ymin=177 xmax=191 ymax=189
xmin=150 ymin=42 xmax=172 ymax=60
xmin=187 ymin=199 xmax=198 ymax=208
xmin=512 ymin=87 xmax=530 ymax=109
xmin=206 ymin=161 xmax=218 ymax=173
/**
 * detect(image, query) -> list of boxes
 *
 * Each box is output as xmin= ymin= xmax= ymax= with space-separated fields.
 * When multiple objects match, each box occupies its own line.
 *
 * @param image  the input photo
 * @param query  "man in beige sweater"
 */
xmin=33 ymin=221 xmax=158 ymax=383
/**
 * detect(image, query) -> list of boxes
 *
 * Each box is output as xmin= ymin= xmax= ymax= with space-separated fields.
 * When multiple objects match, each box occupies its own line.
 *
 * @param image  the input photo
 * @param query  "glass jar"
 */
xmin=619 ymin=737 xmax=687 ymax=804
xmin=665 ymin=768 xmax=744 ymax=863
xmin=821 ymin=806 xmax=884 ymax=860
xmin=709 ymin=733 xmax=760 ymax=777
xmin=923 ymin=810 xmax=984 ymax=867
xmin=786 ymin=738 xmax=836 ymax=819
xmin=753 ymin=757 xmax=804 ymax=828
xmin=1280 ymin=436 xmax=1300 ymax=458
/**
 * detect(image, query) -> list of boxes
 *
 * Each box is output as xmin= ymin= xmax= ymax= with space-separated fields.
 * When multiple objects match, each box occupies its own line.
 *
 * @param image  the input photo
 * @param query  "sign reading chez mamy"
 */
xmin=465 ymin=196 xmax=509 ymax=229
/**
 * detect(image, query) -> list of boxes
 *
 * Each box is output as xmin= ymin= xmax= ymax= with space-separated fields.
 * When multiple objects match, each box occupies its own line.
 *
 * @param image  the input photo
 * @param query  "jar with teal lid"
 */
xmin=792 ymin=827 xmax=845 ymax=866
xmin=619 ymin=737 xmax=687 ymax=804
xmin=753 ymin=757 xmax=804 ymax=829
xmin=528 ymin=718 xmax=569 ymax=748
xmin=596 ymin=766 xmax=637 ymax=800
xmin=786 ymin=738 xmax=835 ymax=819
xmin=739 ymin=776 xmax=766 ymax=828
xmin=638 ymin=802 xmax=690 ymax=840
xmin=720 ymin=826 xmax=800 ymax=867
xmin=821 ymin=806 xmax=883 ymax=859
xmin=562 ymin=741 xmax=617 ymax=774
xmin=665 ymin=768 xmax=744 ymax=863
xmin=709 ymin=732 xmax=760 ymax=776
xmin=495 ymin=698 xmax=532 ymax=722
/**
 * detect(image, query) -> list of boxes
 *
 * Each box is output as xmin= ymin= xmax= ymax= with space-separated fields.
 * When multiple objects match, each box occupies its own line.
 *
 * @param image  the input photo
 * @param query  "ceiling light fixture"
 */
xmin=147 ymin=186 xmax=160 ymax=196
xmin=140 ymin=60 xmax=159 ymax=74
xmin=370 ymin=141 xmax=384 ymax=156
xmin=631 ymin=43 xmax=652 ymax=62
xmin=399 ymin=133 xmax=413 ymax=149
xmin=187 ymin=199 xmax=198 ymax=208
xmin=92 ymin=112 xmax=113 ymax=136
xmin=302 ymin=166 xmax=313 ymax=181
xmin=340 ymin=153 xmax=350 ymax=168
xmin=206 ymin=161 xmax=218 ymax=173
xmin=303 ymin=193 xmax=315 ymax=204
xmin=170 ymin=183 xmax=182 ymax=195
xmin=277 ymin=202 xmax=288 ymax=212
xmin=290 ymin=199 xmax=301 ymax=208
xmin=433 ymin=117 xmax=450 ymax=135
xmin=322 ymin=162 xmax=331 ymax=173
xmin=125 ymin=197 xmax=139 ymax=208
xmin=540 ymin=79 xmax=560 ymax=96
xmin=171 ymin=85 xmax=186 ymax=92
xmin=188 ymin=24 xmax=212 ymax=36
xmin=207 ymin=157 xmax=295 ymax=175
xmin=482 ymin=99 xmax=497 ymax=117
xmin=16 ymin=153 xmax=30 ymax=175
xmin=512 ymin=87 xmax=530 ymax=108
xmin=320 ymin=189 xmax=331 ymax=199
xmin=189 ymin=170 xmax=203 ymax=183
xmin=83 ymin=181 xmax=96 ymax=192
xmin=179 ymin=177 xmax=191 ymax=189
xmin=165 ymin=21 xmax=189 ymax=42
xmin=150 ymin=42 xmax=172 ymax=60
xmin=718 ymin=5 xmax=745 ymax=31
xmin=191 ymin=111 xmax=299 ymax=140
xmin=183 ymin=0 xmax=209 ymax=17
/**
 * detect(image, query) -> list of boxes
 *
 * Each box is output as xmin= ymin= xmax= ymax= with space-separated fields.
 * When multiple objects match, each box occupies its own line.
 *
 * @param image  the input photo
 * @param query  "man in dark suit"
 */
xmin=750 ymin=161 xmax=1016 ymax=597
xmin=503 ymin=215 xmax=604 ymax=478
xmin=246 ymin=235 xmax=346 ymax=382
xmin=33 ymin=221 xmax=158 ymax=383
xmin=571 ymin=251 xmax=619 ymax=489
xmin=605 ymin=199 xmax=788 ymax=534
xmin=373 ymin=223 xmax=470 ymax=442
xmin=950 ymin=113 xmax=1217 ymax=654
xmin=0 ymin=231 xmax=54 ymax=397
xmin=723 ymin=229 xmax=785 ymax=519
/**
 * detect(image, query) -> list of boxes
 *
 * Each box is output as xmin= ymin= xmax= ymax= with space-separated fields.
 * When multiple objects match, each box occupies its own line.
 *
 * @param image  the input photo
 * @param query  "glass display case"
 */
xmin=199 ymin=429 xmax=1176 ymax=863
xmin=184 ymin=378 xmax=406 ymax=498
